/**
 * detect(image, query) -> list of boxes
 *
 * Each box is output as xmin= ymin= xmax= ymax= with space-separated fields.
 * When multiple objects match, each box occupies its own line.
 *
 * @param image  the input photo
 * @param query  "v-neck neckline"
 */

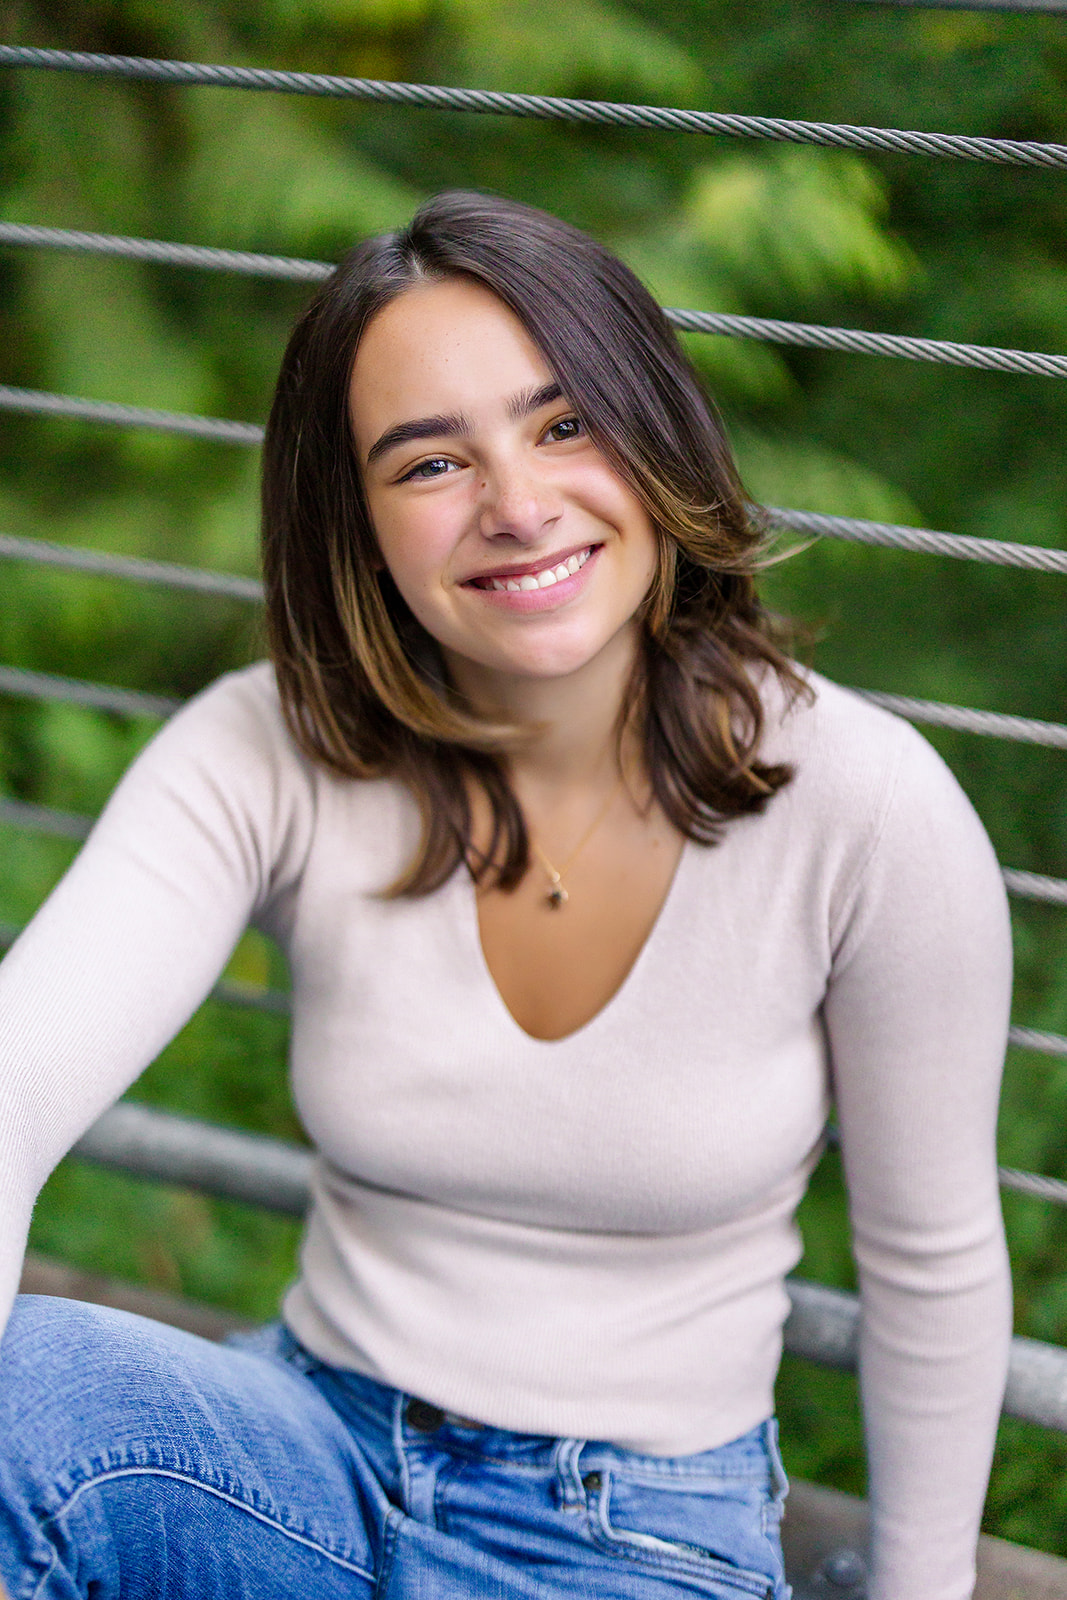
xmin=458 ymin=833 xmax=694 ymax=1047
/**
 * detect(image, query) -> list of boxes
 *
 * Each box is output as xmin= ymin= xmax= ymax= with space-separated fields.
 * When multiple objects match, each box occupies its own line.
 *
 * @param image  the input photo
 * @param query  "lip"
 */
xmin=461 ymin=540 xmax=599 ymax=586
xmin=462 ymin=543 xmax=601 ymax=613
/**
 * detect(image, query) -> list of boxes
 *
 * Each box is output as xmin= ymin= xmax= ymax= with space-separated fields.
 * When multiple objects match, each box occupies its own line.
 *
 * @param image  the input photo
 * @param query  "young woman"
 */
xmin=0 ymin=191 xmax=1012 ymax=1600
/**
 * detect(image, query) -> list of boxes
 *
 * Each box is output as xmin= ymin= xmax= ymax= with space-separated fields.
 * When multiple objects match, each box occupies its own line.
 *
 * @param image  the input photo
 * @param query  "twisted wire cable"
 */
xmin=3 ymin=47 xmax=1067 ymax=169
xmin=0 ymin=222 xmax=333 ymax=282
xmin=1008 ymin=1025 xmax=1067 ymax=1057
xmin=5 ymin=224 xmax=1067 ymax=379
xmin=999 ymin=1167 xmax=1067 ymax=1205
xmin=667 ymin=309 xmax=1067 ymax=378
xmin=1002 ymin=868 xmax=1067 ymax=904
xmin=845 ymin=0 xmax=1067 ymax=11
xmin=0 ymin=797 xmax=91 ymax=840
xmin=857 ymin=689 xmax=1067 ymax=748
xmin=3 ymin=509 xmax=1066 ymax=593
xmin=0 ymin=665 xmax=179 ymax=719
xmin=0 ymin=385 xmax=264 ymax=445
xmin=767 ymin=506 xmax=1067 ymax=574
xmin=0 ymin=533 xmax=264 ymax=601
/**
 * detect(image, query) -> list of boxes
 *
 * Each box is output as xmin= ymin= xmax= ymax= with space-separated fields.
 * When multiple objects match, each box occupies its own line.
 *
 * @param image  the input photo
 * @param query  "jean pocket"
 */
xmin=583 ymin=1468 xmax=780 ymax=1597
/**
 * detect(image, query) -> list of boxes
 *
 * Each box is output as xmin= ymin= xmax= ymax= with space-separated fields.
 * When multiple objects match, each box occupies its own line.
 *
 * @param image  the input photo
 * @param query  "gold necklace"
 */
xmin=529 ymin=775 xmax=625 ymax=909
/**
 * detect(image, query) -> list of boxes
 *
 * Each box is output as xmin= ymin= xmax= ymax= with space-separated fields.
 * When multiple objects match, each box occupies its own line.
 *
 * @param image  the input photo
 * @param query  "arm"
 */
xmin=0 ymin=667 xmax=304 ymax=1343
xmin=822 ymin=724 xmax=1013 ymax=1600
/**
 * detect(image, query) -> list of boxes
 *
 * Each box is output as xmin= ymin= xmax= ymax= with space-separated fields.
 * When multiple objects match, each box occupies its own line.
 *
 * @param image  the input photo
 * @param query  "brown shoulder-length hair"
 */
xmin=261 ymin=188 xmax=805 ymax=896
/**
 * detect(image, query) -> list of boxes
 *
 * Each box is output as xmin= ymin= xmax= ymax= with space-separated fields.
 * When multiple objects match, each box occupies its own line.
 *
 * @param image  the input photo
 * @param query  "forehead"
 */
xmin=348 ymin=278 xmax=552 ymax=443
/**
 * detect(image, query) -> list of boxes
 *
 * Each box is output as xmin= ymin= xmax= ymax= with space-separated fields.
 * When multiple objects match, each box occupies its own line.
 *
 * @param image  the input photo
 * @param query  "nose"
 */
xmin=475 ymin=454 xmax=563 ymax=544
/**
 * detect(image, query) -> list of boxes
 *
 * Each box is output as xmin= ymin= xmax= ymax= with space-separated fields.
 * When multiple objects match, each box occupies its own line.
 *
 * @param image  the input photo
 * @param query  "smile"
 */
xmin=470 ymin=546 xmax=595 ymax=593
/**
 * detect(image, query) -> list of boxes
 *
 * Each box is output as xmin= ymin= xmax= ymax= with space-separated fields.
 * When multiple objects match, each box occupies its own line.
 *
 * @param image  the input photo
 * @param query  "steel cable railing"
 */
xmin=7 ymin=656 xmax=1067 ymax=754
xmin=1001 ymin=868 xmax=1067 ymax=905
xmin=765 ymin=507 xmax=1067 ymax=575
xmin=6 ymin=514 xmax=1067 ymax=592
xmin=855 ymin=691 xmax=1067 ymax=750
xmin=0 ymin=385 xmax=264 ymax=446
xmin=0 ymin=223 xmax=334 ymax=282
xmin=0 ymin=532 xmax=264 ymax=600
xmin=3 ymin=46 xmax=1067 ymax=169
xmin=0 ymin=664 xmax=180 ymax=720
xmin=667 ymin=308 xmax=1067 ymax=378
xmin=6 ymin=223 xmax=1067 ymax=381
xmin=845 ymin=0 xmax=1067 ymax=12
xmin=1008 ymin=1025 xmax=1067 ymax=1058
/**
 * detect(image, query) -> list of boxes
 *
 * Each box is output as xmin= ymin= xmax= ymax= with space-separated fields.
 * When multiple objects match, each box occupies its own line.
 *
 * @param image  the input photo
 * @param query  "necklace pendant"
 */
xmin=546 ymin=882 xmax=568 ymax=909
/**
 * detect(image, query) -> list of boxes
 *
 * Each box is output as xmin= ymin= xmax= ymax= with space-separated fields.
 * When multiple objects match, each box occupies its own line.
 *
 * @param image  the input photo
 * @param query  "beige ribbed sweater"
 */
xmin=0 ymin=662 xmax=1012 ymax=1600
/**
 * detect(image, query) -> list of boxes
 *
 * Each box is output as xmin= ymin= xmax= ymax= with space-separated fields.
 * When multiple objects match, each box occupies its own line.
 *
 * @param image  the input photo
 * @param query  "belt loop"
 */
xmin=393 ymin=1393 xmax=415 ymax=1516
xmin=763 ymin=1417 xmax=789 ymax=1502
xmin=553 ymin=1437 xmax=587 ymax=1509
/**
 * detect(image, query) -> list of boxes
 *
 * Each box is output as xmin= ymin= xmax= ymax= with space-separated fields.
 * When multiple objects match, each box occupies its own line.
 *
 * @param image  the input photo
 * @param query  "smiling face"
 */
xmin=348 ymin=276 xmax=660 ymax=701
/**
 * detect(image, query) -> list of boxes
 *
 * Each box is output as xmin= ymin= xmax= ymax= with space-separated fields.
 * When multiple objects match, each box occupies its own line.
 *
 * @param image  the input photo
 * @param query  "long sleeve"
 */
xmin=0 ymin=665 xmax=310 ymax=1342
xmin=823 ymin=722 xmax=1013 ymax=1600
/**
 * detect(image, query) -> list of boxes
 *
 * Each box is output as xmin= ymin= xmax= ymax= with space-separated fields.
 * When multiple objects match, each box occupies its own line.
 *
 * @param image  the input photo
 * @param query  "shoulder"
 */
xmin=129 ymin=660 xmax=315 ymax=799
xmin=759 ymin=665 xmax=967 ymax=835
xmin=159 ymin=660 xmax=291 ymax=751
xmin=762 ymin=666 xmax=920 ymax=772
xmin=92 ymin=661 xmax=321 ymax=867
xmin=753 ymin=667 xmax=1005 ymax=944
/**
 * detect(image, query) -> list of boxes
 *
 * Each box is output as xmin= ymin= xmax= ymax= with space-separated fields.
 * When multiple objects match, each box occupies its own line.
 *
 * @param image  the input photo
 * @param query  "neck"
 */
xmin=445 ymin=624 xmax=645 ymax=797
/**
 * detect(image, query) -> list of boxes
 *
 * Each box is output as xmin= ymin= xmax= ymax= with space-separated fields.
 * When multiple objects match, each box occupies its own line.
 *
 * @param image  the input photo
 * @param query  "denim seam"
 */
xmin=38 ymin=1466 xmax=375 ymax=1582
xmin=578 ymin=1463 xmax=770 ymax=1487
xmin=373 ymin=1506 xmax=404 ymax=1600
xmin=392 ymin=1395 xmax=414 ymax=1517
xmin=430 ymin=1452 xmax=471 ymax=1536
xmin=26 ymin=1539 xmax=59 ymax=1600
xmin=402 ymin=1444 xmax=563 ymax=1477
xmin=394 ymin=1442 xmax=771 ymax=1481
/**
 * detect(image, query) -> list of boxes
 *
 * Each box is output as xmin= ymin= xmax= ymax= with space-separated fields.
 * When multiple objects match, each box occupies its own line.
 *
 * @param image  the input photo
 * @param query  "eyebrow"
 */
xmin=507 ymin=382 xmax=563 ymax=422
xmin=364 ymin=382 xmax=565 ymax=468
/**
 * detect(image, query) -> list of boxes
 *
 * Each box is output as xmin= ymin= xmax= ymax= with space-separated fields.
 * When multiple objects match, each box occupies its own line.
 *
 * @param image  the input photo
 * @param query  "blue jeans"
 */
xmin=0 ymin=1296 xmax=790 ymax=1598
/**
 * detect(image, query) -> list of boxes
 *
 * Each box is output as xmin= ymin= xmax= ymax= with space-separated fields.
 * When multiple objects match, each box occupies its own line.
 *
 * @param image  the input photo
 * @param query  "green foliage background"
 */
xmin=2 ymin=0 xmax=1067 ymax=1557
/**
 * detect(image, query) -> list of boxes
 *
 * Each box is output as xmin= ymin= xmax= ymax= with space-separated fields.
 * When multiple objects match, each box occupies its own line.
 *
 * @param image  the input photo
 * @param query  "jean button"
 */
xmin=406 ymin=1398 xmax=446 ymax=1431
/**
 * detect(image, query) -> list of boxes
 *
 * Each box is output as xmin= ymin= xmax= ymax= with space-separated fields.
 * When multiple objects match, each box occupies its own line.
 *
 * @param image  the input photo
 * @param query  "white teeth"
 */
xmin=484 ymin=546 xmax=593 ymax=593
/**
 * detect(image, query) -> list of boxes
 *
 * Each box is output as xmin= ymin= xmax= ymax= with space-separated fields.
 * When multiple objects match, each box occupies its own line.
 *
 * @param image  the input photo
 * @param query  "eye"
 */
xmin=543 ymin=415 xmax=584 ymax=444
xmin=399 ymin=456 xmax=457 ymax=482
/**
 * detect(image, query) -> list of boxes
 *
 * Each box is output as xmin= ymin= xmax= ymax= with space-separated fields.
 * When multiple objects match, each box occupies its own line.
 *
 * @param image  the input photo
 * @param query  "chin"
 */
xmin=502 ymin=644 xmax=618 ymax=682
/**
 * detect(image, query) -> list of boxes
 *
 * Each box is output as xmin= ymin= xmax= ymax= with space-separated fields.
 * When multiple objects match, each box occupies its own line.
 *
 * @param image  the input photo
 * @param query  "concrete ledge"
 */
xmin=16 ymin=1252 xmax=1067 ymax=1597
xmin=783 ymin=1479 xmax=1067 ymax=1600
xmin=19 ymin=1250 xmax=251 ymax=1342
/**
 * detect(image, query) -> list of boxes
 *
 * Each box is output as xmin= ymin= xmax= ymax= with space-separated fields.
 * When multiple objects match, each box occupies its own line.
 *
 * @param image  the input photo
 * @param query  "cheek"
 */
xmin=372 ymin=508 xmax=450 ymax=602
xmin=577 ymin=468 xmax=656 ymax=549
